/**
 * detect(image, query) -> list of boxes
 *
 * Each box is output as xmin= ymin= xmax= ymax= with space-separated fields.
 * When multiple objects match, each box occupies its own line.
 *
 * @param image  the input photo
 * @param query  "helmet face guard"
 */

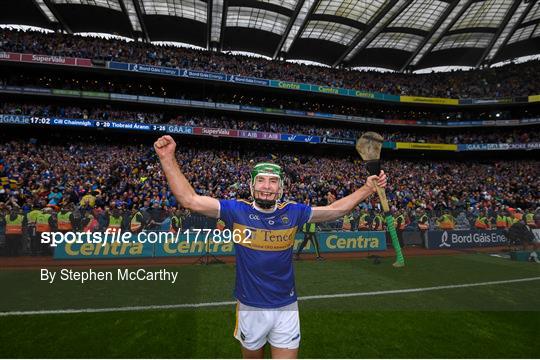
xmin=250 ymin=163 xmax=284 ymax=209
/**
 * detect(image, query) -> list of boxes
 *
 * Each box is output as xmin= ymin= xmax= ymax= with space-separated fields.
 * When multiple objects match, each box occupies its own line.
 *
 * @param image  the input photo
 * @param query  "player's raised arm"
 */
xmin=154 ymin=135 xmax=220 ymax=218
xmin=310 ymin=171 xmax=387 ymax=223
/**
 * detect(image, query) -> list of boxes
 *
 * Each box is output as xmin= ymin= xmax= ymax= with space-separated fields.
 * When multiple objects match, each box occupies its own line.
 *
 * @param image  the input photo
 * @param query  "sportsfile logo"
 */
xmin=439 ymin=231 xmax=451 ymax=248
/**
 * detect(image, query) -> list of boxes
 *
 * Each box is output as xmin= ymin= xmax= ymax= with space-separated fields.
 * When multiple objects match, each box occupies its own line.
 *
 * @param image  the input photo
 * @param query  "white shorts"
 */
xmin=233 ymin=301 xmax=301 ymax=351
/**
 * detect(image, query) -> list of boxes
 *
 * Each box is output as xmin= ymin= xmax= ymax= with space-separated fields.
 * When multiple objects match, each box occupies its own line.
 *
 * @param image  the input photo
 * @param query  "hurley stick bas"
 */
xmin=356 ymin=132 xmax=405 ymax=268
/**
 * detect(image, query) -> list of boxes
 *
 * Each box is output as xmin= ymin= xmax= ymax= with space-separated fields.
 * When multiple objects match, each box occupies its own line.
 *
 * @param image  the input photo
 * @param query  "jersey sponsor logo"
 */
xmin=233 ymin=223 xmax=298 ymax=251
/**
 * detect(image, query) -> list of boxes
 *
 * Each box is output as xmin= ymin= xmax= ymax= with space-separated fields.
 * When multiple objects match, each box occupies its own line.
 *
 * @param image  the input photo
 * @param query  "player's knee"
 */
xmin=241 ymin=345 xmax=265 ymax=359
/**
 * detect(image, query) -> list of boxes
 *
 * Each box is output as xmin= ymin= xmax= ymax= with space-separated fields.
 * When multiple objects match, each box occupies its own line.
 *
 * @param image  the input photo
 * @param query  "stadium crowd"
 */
xmin=2 ymin=102 xmax=539 ymax=144
xmin=0 ymin=135 xmax=538 ymax=255
xmin=1 ymin=28 xmax=540 ymax=98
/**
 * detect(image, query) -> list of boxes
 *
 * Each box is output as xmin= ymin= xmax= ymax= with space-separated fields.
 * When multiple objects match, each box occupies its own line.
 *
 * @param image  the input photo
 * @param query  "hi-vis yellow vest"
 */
xmin=342 ymin=215 xmax=351 ymax=231
xmin=358 ymin=214 xmax=369 ymax=229
xmin=418 ymin=215 xmax=429 ymax=230
xmin=36 ymin=213 xmax=52 ymax=232
xmin=496 ymin=215 xmax=509 ymax=229
xmin=57 ymin=211 xmax=72 ymax=231
xmin=108 ymin=215 xmax=122 ymax=232
xmin=373 ymin=215 xmax=384 ymax=231
xmin=5 ymin=214 xmax=24 ymax=235
xmin=130 ymin=211 xmax=143 ymax=232
xmin=437 ymin=215 xmax=455 ymax=230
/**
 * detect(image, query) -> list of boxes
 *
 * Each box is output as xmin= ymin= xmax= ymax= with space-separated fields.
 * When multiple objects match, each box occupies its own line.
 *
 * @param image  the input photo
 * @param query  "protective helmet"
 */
xmin=250 ymin=162 xmax=284 ymax=209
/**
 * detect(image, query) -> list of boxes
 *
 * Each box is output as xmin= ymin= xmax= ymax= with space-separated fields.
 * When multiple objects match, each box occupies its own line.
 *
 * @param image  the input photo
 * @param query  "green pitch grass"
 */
xmin=0 ymin=253 xmax=539 ymax=358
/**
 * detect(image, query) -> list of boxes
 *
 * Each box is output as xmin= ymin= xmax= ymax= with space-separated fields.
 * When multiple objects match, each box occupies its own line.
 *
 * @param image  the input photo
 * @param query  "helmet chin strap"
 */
xmin=254 ymin=198 xmax=276 ymax=209
xmin=253 ymin=190 xmax=279 ymax=209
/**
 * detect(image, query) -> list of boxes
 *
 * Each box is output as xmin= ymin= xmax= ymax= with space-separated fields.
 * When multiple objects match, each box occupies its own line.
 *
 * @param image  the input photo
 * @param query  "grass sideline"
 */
xmin=0 ymin=254 xmax=539 ymax=358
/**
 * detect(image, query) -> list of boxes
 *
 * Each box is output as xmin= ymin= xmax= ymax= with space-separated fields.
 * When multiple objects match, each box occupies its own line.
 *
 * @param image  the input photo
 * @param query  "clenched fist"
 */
xmin=365 ymin=170 xmax=387 ymax=194
xmin=154 ymin=135 xmax=176 ymax=160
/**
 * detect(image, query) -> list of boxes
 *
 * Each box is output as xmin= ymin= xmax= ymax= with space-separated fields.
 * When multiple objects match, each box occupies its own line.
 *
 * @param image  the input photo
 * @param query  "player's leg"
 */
xmin=241 ymin=345 xmax=265 ymax=359
xmin=268 ymin=302 xmax=300 ymax=359
xmin=270 ymin=345 xmax=298 ymax=359
xmin=234 ymin=302 xmax=272 ymax=359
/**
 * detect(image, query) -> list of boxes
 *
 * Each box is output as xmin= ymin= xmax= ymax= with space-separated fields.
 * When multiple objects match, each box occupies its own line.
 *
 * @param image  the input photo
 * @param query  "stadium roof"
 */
xmin=2 ymin=0 xmax=539 ymax=70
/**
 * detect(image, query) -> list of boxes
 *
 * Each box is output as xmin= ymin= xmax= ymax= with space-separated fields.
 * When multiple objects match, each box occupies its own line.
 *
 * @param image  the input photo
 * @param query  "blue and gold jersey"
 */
xmin=218 ymin=199 xmax=312 ymax=308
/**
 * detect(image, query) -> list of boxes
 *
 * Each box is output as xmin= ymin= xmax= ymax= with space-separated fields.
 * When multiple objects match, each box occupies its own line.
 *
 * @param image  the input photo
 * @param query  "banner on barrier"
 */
xmin=167 ymin=125 xmax=193 ymax=134
xmin=185 ymin=70 xmax=227 ymax=81
xmin=312 ymin=85 xmax=346 ymax=96
xmin=396 ymin=142 xmax=457 ymax=151
xmin=230 ymin=75 xmax=269 ymax=86
xmin=271 ymin=80 xmax=307 ymax=91
xmin=53 ymin=231 xmax=387 ymax=259
xmin=280 ymin=134 xmax=321 ymax=143
xmin=10 ymin=53 xmax=93 ymax=67
xmin=130 ymin=63 xmax=178 ymax=76
xmin=426 ymin=230 xmax=507 ymax=249
xmin=164 ymin=97 xmax=190 ymax=106
xmin=529 ymin=94 xmax=540 ymax=103
xmin=21 ymin=53 xmax=71 ymax=65
xmin=81 ymin=91 xmax=109 ymax=99
xmin=458 ymin=143 xmax=540 ymax=151
xmin=199 ymin=127 xmax=238 ymax=137
xmin=322 ymin=137 xmax=355 ymax=145
xmin=111 ymin=93 xmax=139 ymax=101
xmin=108 ymin=61 xmax=130 ymax=70
xmin=470 ymin=98 xmax=514 ymax=104
xmin=52 ymin=89 xmax=81 ymax=96
xmin=54 ymin=239 xmax=154 ymax=259
xmin=0 ymin=52 xmax=21 ymax=61
xmin=258 ymin=132 xmax=280 ymax=140
xmin=285 ymin=109 xmax=306 ymax=116
xmin=385 ymin=119 xmax=418 ymax=125
xmin=238 ymin=130 xmax=259 ymax=139
xmin=159 ymin=231 xmax=387 ymax=256
xmin=350 ymin=90 xmax=376 ymax=99
xmin=240 ymin=105 xmax=264 ymax=112
xmin=216 ymin=102 xmax=240 ymax=110
xmin=400 ymin=96 xmax=459 ymax=105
